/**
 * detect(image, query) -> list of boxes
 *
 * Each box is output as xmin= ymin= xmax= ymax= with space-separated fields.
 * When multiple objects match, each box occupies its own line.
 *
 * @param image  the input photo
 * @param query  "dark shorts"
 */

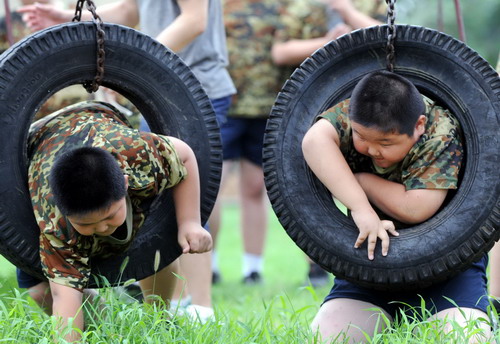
xmin=220 ymin=117 xmax=267 ymax=166
xmin=210 ymin=95 xmax=232 ymax=126
xmin=323 ymin=255 xmax=489 ymax=320
xmin=17 ymin=268 xmax=46 ymax=289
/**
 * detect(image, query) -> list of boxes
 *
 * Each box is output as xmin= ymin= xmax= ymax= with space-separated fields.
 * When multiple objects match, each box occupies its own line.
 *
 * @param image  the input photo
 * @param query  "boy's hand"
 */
xmin=177 ymin=222 xmax=213 ymax=254
xmin=18 ymin=3 xmax=72 ymax=32
xmin=350 ymin=208 xmax=398 ymax=260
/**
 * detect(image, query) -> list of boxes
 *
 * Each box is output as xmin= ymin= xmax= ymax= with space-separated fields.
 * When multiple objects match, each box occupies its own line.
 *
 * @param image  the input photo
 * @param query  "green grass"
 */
xmin=0 ymin=204 xmax=498 ymax=343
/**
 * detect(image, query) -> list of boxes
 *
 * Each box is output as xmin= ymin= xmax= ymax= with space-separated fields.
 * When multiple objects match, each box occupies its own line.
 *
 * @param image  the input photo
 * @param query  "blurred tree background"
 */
xmin=396 ymin=0 xmax=500 ymax=66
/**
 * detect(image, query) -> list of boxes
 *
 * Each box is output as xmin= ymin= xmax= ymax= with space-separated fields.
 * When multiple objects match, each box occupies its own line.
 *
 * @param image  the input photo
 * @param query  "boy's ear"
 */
xmin=415 ymin=115 xmax=426 ymax=136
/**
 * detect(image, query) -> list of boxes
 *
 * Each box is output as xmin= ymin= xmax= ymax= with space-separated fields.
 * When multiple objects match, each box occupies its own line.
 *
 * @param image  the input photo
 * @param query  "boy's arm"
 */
xmin=49 ymin=281 xmax=84 ymax=342
xmin=329 ymin=0 xmax=382 ymax=29
xmin=272 ymin=34 xmax=335 ymax=66
xmin=302 ymin=119 xmax=398 ymax=260
xmin=19 ymin=0 xmax=139 ymax=32
xmin=155 ymin=0 xmax=208 ymax=53
xmin=355 ymin=173 xmax=448 ymax=224
xmin=168 ymin=137 xmax=212 ymax=254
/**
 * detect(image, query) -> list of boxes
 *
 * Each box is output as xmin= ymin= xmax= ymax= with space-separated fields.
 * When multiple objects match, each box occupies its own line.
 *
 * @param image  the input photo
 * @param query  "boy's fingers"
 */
xmin=379 ymin=230 xmax=390 ymax=257
xmin=387 ymin=227 xmax=399 ymax=236
xmin=366 ymin=233 xmax=377 ymax=260
xmin=189 ymin=239 xmax=201 ymax=253
xmin=178 ymin=236 xmax=190 ymax=254
xmin=384 ymin=221 xmax=399 ymax=237
xmin=354 ymin=233 xmax=367 ymax=249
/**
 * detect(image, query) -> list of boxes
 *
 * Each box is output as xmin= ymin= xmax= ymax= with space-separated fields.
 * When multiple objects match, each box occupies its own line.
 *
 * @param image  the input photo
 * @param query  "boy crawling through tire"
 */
xmin=302 ymin=71 xmax=490 ymax=343
xmin=27 ymin=101 xmax=212 ymax=342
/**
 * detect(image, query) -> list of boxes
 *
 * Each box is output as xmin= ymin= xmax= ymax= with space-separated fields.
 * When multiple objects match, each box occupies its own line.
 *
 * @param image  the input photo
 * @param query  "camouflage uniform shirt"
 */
xmin=319 ymin=97 xmax=463 ymax=190
xmin=28 ymin=101 xmax=187 ymax=290
xmin=224 ymin=0 xmax=328 ymax=118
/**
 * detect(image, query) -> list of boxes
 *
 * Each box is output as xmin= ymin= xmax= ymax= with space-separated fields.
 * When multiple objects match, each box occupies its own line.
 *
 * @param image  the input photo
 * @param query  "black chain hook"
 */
xmin=385 ymin=0 xmax=397 ymax=72
xmin=73 ymin=0 xmax=105 ymax=93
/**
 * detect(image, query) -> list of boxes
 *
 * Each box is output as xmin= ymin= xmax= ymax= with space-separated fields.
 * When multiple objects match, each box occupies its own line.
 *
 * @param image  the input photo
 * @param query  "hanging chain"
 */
xmin=72 ymin=0 xmax=105 ymax=93
xmin=385 ymin=0 xmax=397 ymax=72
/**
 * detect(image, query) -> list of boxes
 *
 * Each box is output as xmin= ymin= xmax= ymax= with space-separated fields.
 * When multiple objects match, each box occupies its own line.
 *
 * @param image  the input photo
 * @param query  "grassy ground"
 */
xmin=0 ymin=204 xmax=498 ymax=343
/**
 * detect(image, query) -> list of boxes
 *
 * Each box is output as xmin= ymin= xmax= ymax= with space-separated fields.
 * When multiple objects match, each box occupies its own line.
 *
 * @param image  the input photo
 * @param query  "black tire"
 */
xmin=0 ymin=22 xmax=221 ymax=288
xmin=263 ymin=25 xmax=500 ymax=291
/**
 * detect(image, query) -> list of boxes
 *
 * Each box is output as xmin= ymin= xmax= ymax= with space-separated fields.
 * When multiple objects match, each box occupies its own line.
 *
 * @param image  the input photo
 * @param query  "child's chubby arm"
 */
xmin=49 ymin=281 xmax=84 ymax=342
xmin=168 ymin=137 xmax=213 ymax=254
xmin=354 ymin=173 xmax=448 ymax=224
xmin=302 ymin=119 xmax=398 ymax=260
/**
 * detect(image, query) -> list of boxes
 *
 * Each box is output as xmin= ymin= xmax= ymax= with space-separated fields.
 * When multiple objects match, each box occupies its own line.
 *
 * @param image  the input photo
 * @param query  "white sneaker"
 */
xmin=185 ymin=304 xmax=215 ymax=324
xmin=169 ymin=295 xmax=192 ymax=310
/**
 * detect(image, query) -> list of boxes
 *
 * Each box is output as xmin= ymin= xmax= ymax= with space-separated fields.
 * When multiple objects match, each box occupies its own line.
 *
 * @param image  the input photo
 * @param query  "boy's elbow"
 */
xmin=302 ymin=130 xmax=316 ymax=157
xmin=397 ymin=204 xmax=441 ymax=224
xmin=398 ymin=189 xmax=448 ymax=224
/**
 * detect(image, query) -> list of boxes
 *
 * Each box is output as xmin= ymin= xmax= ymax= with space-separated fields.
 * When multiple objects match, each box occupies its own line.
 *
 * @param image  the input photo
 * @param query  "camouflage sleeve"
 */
xmin=274 ymin=0 xmax=328 ymax=43
xmin=141 ymin=133 xmax=188 ymax=194
xmin=156 ymin=135 xmax=188 ymax=190
xmin=39 ymin=217 xmax=91 ymax=291
xmin=317 ymin=99 xmax=352 ymax=151
xmin=402 ymin=109 xmax=464 ymax=190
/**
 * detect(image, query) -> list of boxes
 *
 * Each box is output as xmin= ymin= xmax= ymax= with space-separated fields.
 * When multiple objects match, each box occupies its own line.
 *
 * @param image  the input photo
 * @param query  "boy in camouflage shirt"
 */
xmin=302 ymin=71 xmax=490 ymax=342
xmin=28 ymin=101 xmax=212 ymax=341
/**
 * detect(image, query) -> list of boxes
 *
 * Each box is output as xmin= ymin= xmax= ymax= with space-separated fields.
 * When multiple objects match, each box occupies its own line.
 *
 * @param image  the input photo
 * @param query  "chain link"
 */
xmin=385 ymin=0 xmax=397 ymax=72
xmin=72 ymin=0 xmax=105 ymax=93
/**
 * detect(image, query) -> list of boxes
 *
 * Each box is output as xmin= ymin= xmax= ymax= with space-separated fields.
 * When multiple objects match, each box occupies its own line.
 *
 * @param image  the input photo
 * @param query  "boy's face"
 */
xmin=66 ymin=175 xmax=129 ymax=237
xmin=67 ymin=197 xmax=128 ymax=237
xmin=351 ymin=115 xmax=426 ymax=169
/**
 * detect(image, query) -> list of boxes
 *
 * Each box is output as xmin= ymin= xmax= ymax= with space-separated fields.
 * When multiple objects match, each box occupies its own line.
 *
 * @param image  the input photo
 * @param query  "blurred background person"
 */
xmin=215 ymin=0 xmax=343 ymax=286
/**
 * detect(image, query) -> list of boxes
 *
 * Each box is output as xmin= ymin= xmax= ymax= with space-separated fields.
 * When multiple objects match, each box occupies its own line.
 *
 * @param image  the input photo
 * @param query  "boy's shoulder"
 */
xmin=318 ymin=99 xmax=351 ymax=126
xmin=422 ymin=96 xmax=462 ymax=136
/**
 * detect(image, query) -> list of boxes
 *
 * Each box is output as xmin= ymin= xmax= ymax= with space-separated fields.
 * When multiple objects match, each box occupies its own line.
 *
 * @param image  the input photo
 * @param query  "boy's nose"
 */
xmin=367 ymin=145 xmax=379 ymax=157
xmin=95 ymin=223 xmax=108 ymax=233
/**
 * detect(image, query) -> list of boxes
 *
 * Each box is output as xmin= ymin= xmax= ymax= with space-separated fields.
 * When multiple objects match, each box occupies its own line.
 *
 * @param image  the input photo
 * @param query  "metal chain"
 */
xmin=385 ymin=0 xmax=397 ymax=72
xmin=72 ymin=0 xmax=105 ymax=93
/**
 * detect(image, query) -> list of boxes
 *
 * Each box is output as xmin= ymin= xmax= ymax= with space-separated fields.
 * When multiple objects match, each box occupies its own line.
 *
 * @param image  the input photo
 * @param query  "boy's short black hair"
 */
xmin=349 ymin=70 xmax=425 ymax=136
xmin=49 ymin=147 xmax=127 ymax=216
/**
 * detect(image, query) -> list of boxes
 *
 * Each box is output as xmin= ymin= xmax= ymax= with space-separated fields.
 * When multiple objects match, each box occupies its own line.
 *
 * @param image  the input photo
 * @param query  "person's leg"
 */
xmin=431 ymin=308 xmax=491 ymax=343
xmin=210 ymin=160 xmax=237 ymax=249
xmin=17 ymin=268 xmax=53 ymax=314
xmin=139 ymin=258 xmax=180 ymax=307
xmin=179 ymin=252 xmax=212 ymax=307
xmin=209 ymin=159 xmax=236 ymax=284
xmin=239 ymin=118 xmax=268 ymax=283
xmin=420 ymin=254 xmax=491 ymax=343
xmin=27 ymin=281 xmax=53 ymax=314
xmin=489 ymin=241 xmax=500 ymax=297
xmin=209 ymin=109 xmax=243 ymax=283
xmin=172 ymin=96 xmax=232 ymax=320
xmin=240 ymin=158 xmax=267 ymax=283
xmin=311 ymin=298 xmax=392 ymax=343
xmin=305 ymin=257 xmax=330 ymax=288
xmin=17 ymin=268 xmax=101 ymax=314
